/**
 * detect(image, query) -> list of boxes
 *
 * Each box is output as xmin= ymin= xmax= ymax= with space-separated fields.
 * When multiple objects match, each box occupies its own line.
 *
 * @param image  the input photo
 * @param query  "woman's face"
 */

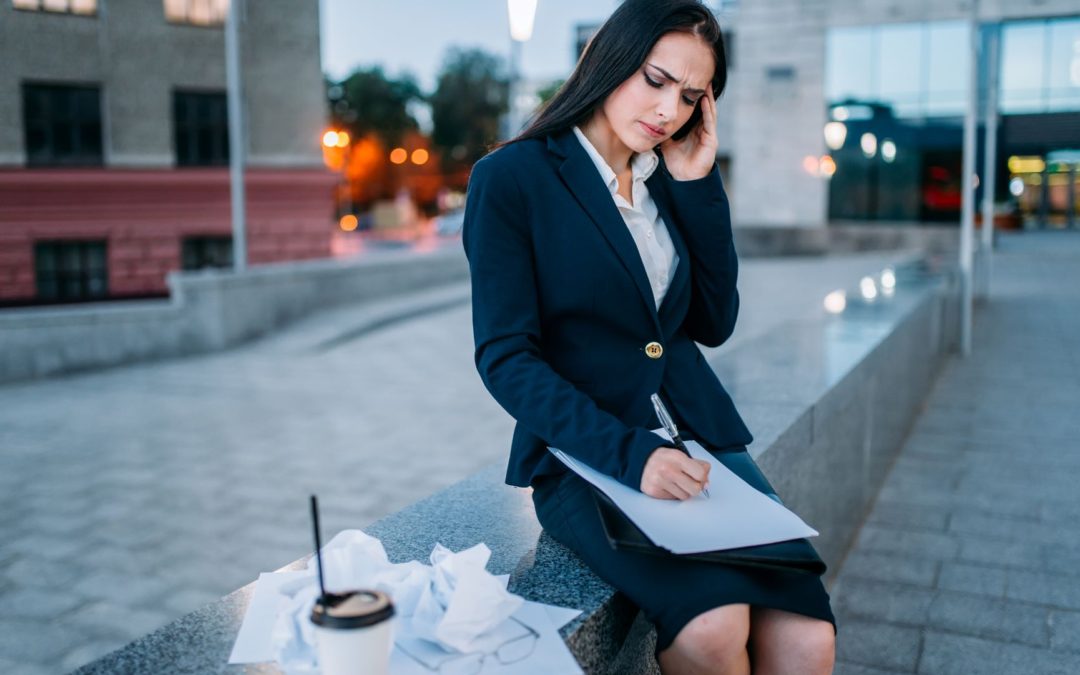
xmin=599 ymin=32 xmax=715 ymax=153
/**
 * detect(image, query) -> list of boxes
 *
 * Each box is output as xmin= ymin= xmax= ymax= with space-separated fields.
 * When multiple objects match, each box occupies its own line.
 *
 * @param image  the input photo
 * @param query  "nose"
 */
xmin=656 ymin=89 xmax=680 ymax=124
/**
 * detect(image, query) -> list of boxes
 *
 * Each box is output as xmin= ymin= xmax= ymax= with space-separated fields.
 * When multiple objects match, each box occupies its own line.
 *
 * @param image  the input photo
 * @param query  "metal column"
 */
xmin=979 ymin=25 xmax=999 ymax=300
xmin=226 ymin=0 xmax=247 ymax=271
xmin=959 ymin=10 xmax=980 ymax=356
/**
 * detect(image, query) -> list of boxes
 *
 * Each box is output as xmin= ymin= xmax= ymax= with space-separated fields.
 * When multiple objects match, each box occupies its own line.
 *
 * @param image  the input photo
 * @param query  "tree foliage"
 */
xmin=328 ymin=67 xmax=423 ymax=147
xmin=429 ymin=48 xmax=509 ymax=171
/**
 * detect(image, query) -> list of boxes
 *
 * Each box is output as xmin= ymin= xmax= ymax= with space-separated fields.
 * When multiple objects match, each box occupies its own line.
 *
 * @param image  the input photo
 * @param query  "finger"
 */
xmin=670 ymin=471 xmax=703 ymax=499
xmin=678 ymin=457 xmax=707 ymax=483
xmin=664 ymin=474 xmax=694 ymax=500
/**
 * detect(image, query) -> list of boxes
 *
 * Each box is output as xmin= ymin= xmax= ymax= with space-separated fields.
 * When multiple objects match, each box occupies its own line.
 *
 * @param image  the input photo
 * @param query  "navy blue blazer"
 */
xmin=462 ymin=127 xmax=753 ymax=492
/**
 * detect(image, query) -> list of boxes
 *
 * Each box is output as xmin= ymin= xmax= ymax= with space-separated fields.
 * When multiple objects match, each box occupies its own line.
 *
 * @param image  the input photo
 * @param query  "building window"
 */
xmin=11 ymin=0 xmax=97 ymax=15
xmin=173 ymin=90 xmax=229 ymax=166
xmin=1001 ymin=17 xmax=1080 ymax=114
xmin=22 ymin=83 xmax=103 ymax=167
xmin=182 ymin=236 xmax=233 ymax=270
xmin=825 ymin=21 xmax=971 ymax=120
xmin=35 ymin=241 xmax=108 ymax=302
xmin=163 ymin=0 xmax=228 ymax=27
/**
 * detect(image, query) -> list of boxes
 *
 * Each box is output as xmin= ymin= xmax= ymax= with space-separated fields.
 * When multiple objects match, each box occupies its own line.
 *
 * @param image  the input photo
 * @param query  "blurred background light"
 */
xmin=338 ymin=214 xmax=358 ymax=231
xmin=1009 ymin=176 xmax=1025 ymax=196
xmin=881 ymin=267 xmax=897 ymax=290
xmin=860 ymin=275 xmax=878 ymax=300
xmin=824 ymin=290 xmax=847 ymax=314
xmin=860 ymin=132 xmax=877 ymax=158
xmin=819 ymin=154 xmax=837 ymax=177
xmin=824 ymin=121 xmax=847 ymax=150
xmin=881 ymin=139 xmax=897 ymax=163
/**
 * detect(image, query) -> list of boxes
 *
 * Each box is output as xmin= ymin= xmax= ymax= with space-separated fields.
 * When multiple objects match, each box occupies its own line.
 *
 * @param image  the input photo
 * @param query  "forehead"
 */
xmin=645 ymin=32 xmax=715 ymax=89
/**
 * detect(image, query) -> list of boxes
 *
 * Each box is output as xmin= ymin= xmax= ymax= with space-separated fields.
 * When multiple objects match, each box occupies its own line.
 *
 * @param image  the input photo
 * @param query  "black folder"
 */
xmin=590 ymin=451 xmax=827 ymax=576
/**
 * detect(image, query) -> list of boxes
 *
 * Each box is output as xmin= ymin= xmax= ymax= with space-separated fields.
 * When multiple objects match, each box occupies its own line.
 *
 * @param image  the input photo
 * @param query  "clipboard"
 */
xmin=591 ymin=451 xmax=826 ymax=575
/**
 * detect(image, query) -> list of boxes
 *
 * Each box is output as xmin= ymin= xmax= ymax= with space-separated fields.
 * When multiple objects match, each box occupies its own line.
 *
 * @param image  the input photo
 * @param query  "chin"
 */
xmin=620 ymin=128 xmax=659 ymax=154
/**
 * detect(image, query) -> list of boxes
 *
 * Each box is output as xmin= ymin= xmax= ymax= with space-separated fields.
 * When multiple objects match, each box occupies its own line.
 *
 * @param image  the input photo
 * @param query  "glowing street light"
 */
xmin=505 ymin=0 xmax=539 ymax=139
xmin=507 ymin=0 xmax=538 ymax=41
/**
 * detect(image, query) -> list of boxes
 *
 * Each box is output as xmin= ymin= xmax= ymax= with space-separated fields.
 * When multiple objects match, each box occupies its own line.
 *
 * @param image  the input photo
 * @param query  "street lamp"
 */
xmin=506 ymin=0 xmax=538 ymax=139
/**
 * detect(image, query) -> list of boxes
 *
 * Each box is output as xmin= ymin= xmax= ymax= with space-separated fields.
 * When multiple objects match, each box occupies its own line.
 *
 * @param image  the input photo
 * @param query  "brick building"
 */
xmin=0 ymin=0 xmax=336 ymax=305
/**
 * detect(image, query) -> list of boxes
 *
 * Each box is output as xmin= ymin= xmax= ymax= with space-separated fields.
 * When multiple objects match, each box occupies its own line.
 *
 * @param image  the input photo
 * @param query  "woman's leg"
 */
xmin=747 ymin=607 xmax=835 ymax=675
xmin=657 ymin=604 xmax=751 ymax=675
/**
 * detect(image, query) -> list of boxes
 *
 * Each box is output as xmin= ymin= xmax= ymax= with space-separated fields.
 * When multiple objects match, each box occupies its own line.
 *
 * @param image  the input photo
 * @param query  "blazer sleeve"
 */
xmin=462 ymin=155 xmax=668 ymax=491
xmin=664 ymin=162 xmax=741 ymax=348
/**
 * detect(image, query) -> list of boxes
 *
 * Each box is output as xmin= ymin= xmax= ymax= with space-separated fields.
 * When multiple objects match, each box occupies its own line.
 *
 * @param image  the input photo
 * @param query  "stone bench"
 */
xmin=74 ymin=257 xmax=960 ymax=674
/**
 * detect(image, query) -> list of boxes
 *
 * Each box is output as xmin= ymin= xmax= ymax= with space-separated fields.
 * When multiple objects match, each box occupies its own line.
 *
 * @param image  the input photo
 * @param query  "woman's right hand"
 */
xmin=640 ymin=447 xmax=711 ymax=500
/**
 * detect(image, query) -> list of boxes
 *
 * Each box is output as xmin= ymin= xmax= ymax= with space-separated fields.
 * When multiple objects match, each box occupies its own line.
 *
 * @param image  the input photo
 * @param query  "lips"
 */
xmin=639 ymin=121 xmax=665 ymax=138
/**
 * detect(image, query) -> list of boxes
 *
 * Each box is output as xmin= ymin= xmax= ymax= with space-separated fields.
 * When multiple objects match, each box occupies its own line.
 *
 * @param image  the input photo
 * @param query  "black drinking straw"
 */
xmin=310 ymin=495 xmax=328 ymax=604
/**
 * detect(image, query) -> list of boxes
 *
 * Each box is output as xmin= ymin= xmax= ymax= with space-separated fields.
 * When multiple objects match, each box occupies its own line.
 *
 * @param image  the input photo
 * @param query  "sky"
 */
xmin=319 ymin=0 xmax=623 ymax=92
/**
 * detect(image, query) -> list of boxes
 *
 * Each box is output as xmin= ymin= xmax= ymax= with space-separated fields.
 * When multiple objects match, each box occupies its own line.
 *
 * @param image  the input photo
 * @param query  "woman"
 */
xmin=462 ymin=1 xmax=836 ymax=672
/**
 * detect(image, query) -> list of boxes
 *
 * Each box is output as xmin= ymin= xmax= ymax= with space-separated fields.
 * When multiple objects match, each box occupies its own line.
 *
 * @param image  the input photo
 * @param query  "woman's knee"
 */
xmin=670 ymin=604 xmax=751 ymax=665
xmin=751 ymin=613 xmax=835 ymax=674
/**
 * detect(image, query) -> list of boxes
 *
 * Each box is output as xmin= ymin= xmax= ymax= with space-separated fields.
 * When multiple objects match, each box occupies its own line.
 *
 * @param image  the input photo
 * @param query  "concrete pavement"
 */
xmin=0 ymin=250 xmax=926 ymax=673
xmin=831 ymin=232 xmax=1080 ymax=674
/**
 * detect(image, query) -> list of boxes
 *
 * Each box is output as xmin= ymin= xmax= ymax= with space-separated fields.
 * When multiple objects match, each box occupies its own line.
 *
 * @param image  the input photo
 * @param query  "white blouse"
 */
xmin=572 ymin=125 xmax=679 ymax=309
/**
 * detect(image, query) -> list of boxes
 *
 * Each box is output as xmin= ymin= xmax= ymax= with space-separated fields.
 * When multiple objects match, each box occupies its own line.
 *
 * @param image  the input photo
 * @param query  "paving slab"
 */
xmin=0 ymin=251 xmax=906 ymax=672
xmin=831 ymin=232 xmax=1080 ymax=674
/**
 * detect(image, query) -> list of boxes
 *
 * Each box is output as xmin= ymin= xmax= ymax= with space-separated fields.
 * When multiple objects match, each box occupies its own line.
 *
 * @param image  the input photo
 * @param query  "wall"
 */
xmin=0 ymin=247 xmax=469 ymax=383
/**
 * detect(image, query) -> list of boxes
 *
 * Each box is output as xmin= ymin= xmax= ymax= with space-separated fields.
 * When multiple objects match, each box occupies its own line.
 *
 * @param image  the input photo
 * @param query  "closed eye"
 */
xmin=643 ymin=73 xmax=700 ymax=106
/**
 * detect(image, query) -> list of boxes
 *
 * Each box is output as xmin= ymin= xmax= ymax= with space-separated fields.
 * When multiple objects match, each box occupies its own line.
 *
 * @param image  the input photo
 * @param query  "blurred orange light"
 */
xmin=339 ymin=214 xmax=359 ymax=232
xmin=323 ymin=131 xmax=340 ymax=148
xmin=336 ymin=131 xmax=350 ymax=148
xmin=411 ymin=148 xmax=429 ymax=165
xmin=819 ymin=155 xmax=837 ymax=178
xmin=390 ymin=148 xmax=408 ymax=164
xmin=802 ymin=155 xmax=819 ymax=175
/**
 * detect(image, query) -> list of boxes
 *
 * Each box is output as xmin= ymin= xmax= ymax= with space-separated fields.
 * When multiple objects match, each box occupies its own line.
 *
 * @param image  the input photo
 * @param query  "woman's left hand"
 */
xmin=659 ymin=92 xmax=718 ymax=182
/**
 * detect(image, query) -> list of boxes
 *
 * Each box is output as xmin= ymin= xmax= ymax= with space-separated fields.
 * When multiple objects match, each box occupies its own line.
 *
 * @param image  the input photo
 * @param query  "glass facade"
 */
xmin=1001 ymin=17 xmax=1080 ymax=114
xmin=824 ymin=16 xmax=1080 ymax=226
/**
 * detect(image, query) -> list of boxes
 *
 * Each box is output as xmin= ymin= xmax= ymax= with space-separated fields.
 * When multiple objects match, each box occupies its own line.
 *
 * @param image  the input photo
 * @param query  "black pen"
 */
xmin=650 ymin=394 xmax=710 ymax=498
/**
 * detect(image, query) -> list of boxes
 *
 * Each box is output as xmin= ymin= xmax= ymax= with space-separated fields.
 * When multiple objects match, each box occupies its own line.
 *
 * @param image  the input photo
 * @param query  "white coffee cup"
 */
xmin=310 ymin=589 xmax=395 ymax=675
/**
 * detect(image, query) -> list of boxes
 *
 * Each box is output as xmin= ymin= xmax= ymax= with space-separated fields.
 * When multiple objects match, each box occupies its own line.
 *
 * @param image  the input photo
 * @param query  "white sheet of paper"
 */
xmin=548 ymin=438 xmax=817 ymax=554
xmin=228 ymin=572 xmax=584 ymax=670
xmin=228 ymin=571 xmax=309 ymax=664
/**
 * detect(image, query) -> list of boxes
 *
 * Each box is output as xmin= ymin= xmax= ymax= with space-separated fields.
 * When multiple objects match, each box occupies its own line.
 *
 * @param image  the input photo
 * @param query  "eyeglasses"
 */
xmin=397 ymin=616 xmax=540 ymax=675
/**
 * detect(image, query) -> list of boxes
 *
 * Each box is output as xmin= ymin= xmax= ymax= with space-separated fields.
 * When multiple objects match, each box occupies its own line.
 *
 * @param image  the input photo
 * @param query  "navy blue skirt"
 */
xmin=530 ymin=447 xmax=836 ymax=656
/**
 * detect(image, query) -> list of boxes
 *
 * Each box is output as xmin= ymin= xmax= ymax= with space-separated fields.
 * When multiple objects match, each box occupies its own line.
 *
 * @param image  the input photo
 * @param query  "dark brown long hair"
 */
xmin=492 ymin=0 xmax=727 ymax=152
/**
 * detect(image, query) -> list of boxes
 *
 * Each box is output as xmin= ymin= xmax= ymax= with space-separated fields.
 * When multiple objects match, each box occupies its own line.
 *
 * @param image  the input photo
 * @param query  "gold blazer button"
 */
xmin=645 ymin=342 xmax=664 ymax=359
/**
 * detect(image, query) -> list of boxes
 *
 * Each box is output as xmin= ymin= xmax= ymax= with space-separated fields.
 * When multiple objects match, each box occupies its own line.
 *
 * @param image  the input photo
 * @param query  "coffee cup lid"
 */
xmin=310 ymin=589 xmax=395 ymax=629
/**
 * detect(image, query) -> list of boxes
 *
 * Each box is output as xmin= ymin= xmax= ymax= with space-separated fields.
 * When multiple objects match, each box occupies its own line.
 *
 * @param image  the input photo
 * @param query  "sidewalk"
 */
xmin=832 ymin=232 xmax=1080 ymax=674
xmin=0 ymin=251 xmax=905 ymax=673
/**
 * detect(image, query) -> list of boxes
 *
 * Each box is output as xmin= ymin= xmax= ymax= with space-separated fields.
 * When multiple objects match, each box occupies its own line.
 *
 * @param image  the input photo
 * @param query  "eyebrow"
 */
xmin=646 ymin=63 xmax=706 ymax=96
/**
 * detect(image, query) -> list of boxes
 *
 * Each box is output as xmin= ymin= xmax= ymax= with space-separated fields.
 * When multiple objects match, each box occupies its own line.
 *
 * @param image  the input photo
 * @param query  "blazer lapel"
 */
xmin=547 ymin=129 xmax=658 ymax=322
